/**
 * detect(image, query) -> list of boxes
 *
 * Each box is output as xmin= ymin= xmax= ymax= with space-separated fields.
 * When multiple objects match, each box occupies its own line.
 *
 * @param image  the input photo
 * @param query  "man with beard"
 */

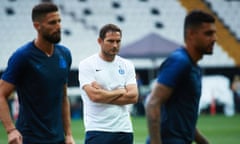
xmin=0 ymin=2 xmax=75 ymax=144
xmin=78 ymin=24 xmax=139 ymax=144
xmin=146 ymin=10 xmax=217 ymax=144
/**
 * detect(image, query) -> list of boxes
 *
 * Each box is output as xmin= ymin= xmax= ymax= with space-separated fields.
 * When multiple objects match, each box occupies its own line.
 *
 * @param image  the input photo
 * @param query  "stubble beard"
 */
xmin=44 ymin=31 xmax=61 ymax=44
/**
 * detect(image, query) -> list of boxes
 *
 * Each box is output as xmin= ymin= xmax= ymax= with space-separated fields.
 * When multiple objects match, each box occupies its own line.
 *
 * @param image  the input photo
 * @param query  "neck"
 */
xmin=185 ymin=46 xmax=202 ymax=64
xmin=34 ymin=38 xmax=54 ymax=56
xmin=99 ymin=53 xmax=115 ymax=62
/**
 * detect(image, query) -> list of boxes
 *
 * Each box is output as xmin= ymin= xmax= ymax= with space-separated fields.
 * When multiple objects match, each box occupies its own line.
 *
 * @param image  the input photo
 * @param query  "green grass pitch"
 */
xmin=0 ymin=114 xmax=239 ymax=144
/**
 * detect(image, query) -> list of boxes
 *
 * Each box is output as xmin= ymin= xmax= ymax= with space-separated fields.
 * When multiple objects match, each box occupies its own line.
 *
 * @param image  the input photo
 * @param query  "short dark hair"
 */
xmin=184 ymin=10 xmax=215 ymax=40
xmin=32 ymin=2 xmax=58 ymax=22
xmin=99 ymin=24 xmax=122 ymax=40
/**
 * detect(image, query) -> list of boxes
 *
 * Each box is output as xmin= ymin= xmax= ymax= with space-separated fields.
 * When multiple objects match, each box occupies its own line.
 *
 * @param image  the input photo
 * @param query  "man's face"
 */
xmin=37 ymin=11 xmax=61 ymax=43
xmin=99 ymin=31 xmax=121 ymax=59
xmin=192 ymin=22 xmax=217 ymax=55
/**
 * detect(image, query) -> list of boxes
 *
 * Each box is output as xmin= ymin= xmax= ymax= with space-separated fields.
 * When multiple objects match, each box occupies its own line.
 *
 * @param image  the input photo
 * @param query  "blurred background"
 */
xmin=0 ymin=0 xmax=240 ymax=143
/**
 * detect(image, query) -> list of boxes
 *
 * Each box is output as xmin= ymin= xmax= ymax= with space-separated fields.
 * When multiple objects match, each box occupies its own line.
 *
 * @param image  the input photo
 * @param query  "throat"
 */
xmin=45 ymin=52 xmax=52 ymax=57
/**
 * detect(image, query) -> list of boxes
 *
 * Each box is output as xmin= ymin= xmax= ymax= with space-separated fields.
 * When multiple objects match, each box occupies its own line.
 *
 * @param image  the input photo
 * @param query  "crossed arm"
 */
xmin=83 ymin=81 xmax=138 ymax=105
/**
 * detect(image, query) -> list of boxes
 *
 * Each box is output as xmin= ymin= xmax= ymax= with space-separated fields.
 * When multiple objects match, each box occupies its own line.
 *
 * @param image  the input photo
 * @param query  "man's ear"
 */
xmin=97 ymin=37 xmax=102 ymax=44
xmin=187 ymin=28 xmax=196 ymax=41
xmin=33 ymin=22 xmax=40 ymax=30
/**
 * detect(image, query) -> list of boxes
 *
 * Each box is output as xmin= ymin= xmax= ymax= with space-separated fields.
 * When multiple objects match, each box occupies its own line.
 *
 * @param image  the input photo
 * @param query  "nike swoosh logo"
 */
xmin=96 ymin=69 xmax=101 ymax=72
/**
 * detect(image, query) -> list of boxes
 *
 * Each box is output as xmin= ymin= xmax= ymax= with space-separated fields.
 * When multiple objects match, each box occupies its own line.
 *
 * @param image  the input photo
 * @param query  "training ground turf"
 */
xmin=0 ymin=114 xmax=239 ymax=144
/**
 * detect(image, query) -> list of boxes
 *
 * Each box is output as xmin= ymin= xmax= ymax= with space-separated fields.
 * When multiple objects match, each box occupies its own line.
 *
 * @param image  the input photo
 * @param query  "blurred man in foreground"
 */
xmin=146 ymin=10 xmax=216 ymax=144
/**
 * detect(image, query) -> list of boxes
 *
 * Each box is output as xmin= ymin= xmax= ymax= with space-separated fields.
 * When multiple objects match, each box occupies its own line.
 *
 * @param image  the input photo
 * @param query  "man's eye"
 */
xmin=205 ymin=31 xmax=214 ymax=36
xmin=107 ymin=40 xmax=121 ymax=43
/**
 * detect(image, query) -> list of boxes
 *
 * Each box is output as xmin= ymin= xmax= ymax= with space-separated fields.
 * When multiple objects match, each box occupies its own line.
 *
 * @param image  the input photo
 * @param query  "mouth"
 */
xmin=210 ymin=42 xmax=215 ymax=49
xmin=54 ymin=30 xmax=61 ymax=36
xmin=112 ymin=47 xmax=119 ymax=53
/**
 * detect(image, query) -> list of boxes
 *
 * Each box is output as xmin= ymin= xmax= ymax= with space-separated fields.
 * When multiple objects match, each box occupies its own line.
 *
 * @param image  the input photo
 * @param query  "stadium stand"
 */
xmin=205 ymin=0 xmax=240 ymax=40
xmin=0 ymin=0 xmax=237 ymax=70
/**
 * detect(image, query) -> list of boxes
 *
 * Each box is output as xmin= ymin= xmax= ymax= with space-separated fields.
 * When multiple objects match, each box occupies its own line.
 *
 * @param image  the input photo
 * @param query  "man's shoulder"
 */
xmin=11 ymin=41 xmax=33 ymax=58
xmin=79 ymin=54 xmax=98 ymax=64
xmin=116 ymin=55 xmax=133 ymax=64
xmin=55 ymin=44 xmax=71 ymax=53
xmin=168 ymin=48 xmax=191 ymax=64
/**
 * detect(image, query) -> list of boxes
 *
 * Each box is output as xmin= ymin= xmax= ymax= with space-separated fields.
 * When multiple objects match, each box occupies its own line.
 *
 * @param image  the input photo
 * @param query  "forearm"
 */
xmin=109 ymin=95 xmax=137 ymax=105
xmin=84 ymin=83 xmax=126 ymax=103
xmin=62 ymin=85 xmax=73 ymax=136
xmin=0 ymin=96 xmax=16 ymax=133
xmin=194 ymin=128 xmax=209 ymax=144
xmin=62 ymin=97 xmax=72 ymax=135
xmin=0 ymin=80 xmax=16 ymax=133
xmin=146 ymin=102 xmax=161 ymax=144
xmin=101 ymin=88 xmax=126 ymax=103
xmin=110 ymin=88 xmax=138 ymax=105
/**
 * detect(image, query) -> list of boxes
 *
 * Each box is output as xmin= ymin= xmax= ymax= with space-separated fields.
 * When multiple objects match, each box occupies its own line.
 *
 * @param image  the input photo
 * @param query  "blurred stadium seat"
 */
xmin=0 ymin=0 xmax=236 ymax=70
